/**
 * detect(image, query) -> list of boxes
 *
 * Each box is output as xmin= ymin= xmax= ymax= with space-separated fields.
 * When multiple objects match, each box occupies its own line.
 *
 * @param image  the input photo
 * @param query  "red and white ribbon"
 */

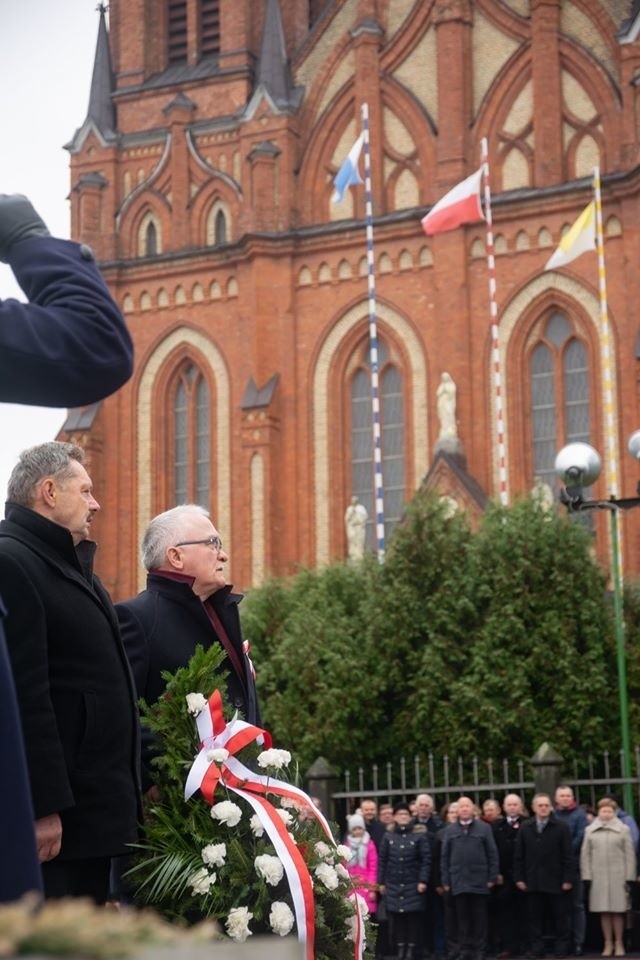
xmin=184 ymin=689 xmax=362 ymax=960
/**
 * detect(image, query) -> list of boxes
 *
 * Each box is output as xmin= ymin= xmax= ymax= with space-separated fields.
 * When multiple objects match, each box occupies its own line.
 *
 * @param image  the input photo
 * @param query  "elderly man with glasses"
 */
xmin=116 ymin=504 xmax=261 ymax=792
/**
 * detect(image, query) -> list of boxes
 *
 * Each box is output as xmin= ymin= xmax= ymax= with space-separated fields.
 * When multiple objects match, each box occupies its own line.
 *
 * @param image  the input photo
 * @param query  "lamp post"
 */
xmin=555 ymin=436 xmax=640 ymax=817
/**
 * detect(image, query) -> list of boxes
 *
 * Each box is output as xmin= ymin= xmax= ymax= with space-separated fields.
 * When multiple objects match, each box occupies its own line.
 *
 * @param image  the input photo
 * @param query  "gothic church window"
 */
xmin=138 ymin=212 xmax=162 ymax=257
xmin=350 ymin=339 xmax=405 ymax=551
xmin=200 ymin=0 xmax=220 ymax=56
xmin=529 ymin=311 xmax=590 ymax=491
xmin=206 ymin=202 xmax=229 ymax=246
xmin=168 ymin=0 xmax=187 ymax=64
xmin=167 ymin=1 xmax=220 ymax=66
xmin=172 ymin=363 xmax=211 ymax=508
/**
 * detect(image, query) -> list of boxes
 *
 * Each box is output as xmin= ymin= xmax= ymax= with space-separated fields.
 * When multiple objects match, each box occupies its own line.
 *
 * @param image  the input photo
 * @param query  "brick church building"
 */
xmin=61 ymin=0 xmax=640 ymax=599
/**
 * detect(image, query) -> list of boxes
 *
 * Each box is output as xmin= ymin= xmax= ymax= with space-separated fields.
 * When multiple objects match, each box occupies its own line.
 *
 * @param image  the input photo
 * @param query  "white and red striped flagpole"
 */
xmin=361 ymin=102 xmax=386 ymax=561
xmin=481 ymin=137 xmax=509 ymax=506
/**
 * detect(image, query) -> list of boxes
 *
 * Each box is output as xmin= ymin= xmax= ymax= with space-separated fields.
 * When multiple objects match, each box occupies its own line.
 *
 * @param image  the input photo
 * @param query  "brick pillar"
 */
xmin=433 ymin=0 xmax=472 ymax=187
xmin=531 ymin=0 xmax=563 ymax=186
xmin=247 ymin=141 xmax=282 ymax=232
xmin=163 ymin=95 xmax=196 ymax=249
xmin=352 ymin=17 xmax=384 ymax=216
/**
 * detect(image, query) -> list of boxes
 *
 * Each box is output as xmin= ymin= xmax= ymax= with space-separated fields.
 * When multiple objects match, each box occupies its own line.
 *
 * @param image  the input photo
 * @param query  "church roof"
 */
xmin=85 ymin=6 xmax=116 ymax=139
xmin=245 ymin=0 xmax=304 ymax=116
xmin=65 ymin=6 xmax=116 ymax=151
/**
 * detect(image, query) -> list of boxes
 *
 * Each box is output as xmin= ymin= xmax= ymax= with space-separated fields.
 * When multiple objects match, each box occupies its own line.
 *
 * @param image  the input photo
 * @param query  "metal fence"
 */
xmin=325 ymin=746 xmax=640 ymax=821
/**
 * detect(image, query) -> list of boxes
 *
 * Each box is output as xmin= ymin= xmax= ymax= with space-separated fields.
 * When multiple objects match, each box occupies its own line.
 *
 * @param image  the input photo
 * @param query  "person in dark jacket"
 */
xmin=434 ymin=801 xmax=460 ymax=960
xmin=116 ymin=504 xmax=261 ymax=791
xmin=0 ymin=442 xmax=140 ymax=902
xmin=379 ymin=801 xmax=431 ymax=960
xmin=492 ymin=793 xmax=528 ymax=958
xmin=554 ymin=785 xmax=587 ymax=955
xmin=514 ymin=793 xmax=573 ymax=958
xmin=0 ymin=194 xmax=134 ymax=904
xmin=0 ymin=193 xmax=133 ymax=407
xmin=412 ymin=793 xmax=445 ymax=960
xmin=441 ymin=796 xmax=499 ymax=960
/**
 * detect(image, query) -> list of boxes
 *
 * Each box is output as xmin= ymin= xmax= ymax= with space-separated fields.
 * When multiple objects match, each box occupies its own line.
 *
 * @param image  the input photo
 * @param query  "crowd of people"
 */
xmin=345 ymin=790 xmax=640 ymax=960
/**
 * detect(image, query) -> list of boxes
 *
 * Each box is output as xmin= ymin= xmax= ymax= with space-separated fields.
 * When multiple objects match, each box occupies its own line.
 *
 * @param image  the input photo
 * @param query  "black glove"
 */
xmin=0 ymin=194 xmax=50 ymax=262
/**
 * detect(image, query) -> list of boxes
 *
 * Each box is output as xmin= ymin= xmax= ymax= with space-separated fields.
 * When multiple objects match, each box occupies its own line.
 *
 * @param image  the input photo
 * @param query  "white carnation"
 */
xmin=276 ymin=807 xmax=294 ymax=827
xmin=211 ymin=800 xmax=242 ymax=827
xmin=315 ymin=861 xmax=339 ymax=890
xmin=336 ymin=844 xmax=351 ymax=860
xmin=315 ymin=840 xmax=332 ymax=859
xmin=249 ymin=814 xmax=264 ymax=837
xmin=186 ymin=692 xmax=207 ymax=716
xmin=255 ymin=853 xmax=284 ymax=886
xmin=345 ymin=893 xmax=369 ymax=942
xmin=206 ymin=747 xmax=229 ymax=764
xmin=269 ymin=901 xmax=295 ymax=937
xmin=336 ymin=862 xmax=350 ymax=880
xmin=189 ymin=867 xmax=215 ymax=895
xmin=201 ymin=842 xmax=227 ymax=867
xmin=226 ymin=906 xmax=253 ymax=942
xmin=257 ymin=748 xmax=292 ymax=770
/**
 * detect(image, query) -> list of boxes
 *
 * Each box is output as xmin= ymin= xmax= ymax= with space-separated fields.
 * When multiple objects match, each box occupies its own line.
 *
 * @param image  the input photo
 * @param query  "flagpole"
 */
xmin=594 ymin=165 xmax=625 ymax=587
xmin=593 ymin=167 xmax=619 ymax=505
xmin=361 ymin=102 xmax=386 ymax=561
xmin=481 ymin=137 xmax=509 ymax=506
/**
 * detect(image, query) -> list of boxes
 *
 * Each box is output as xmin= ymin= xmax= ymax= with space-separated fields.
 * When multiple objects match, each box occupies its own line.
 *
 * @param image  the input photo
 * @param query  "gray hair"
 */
xmin=141 ymin=504 xmax=210 ymax=571
xmin=7 ymin=441 xmax=85 ymax=506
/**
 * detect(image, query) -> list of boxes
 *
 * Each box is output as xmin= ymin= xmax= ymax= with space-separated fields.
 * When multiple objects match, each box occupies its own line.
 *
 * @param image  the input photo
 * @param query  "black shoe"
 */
xmin=573 ymin=948 xmax=583 ymax=957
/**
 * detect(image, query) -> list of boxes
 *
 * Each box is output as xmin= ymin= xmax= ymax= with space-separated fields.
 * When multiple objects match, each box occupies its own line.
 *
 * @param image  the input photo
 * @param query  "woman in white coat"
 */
xmin=580 ymin=797 xmax=636 ymax=957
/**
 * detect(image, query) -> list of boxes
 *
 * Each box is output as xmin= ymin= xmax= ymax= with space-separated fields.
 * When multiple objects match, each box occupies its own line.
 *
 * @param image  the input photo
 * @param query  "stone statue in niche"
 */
xmin=344 ymin=496 xmax=368 ymax=562
xmin=437 ymin=372 xmax=457 ymax=439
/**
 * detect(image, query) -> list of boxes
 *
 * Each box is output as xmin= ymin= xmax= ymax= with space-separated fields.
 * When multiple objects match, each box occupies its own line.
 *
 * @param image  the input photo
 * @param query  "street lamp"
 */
xmin=555 ymin=438 xmax=640 ymax=817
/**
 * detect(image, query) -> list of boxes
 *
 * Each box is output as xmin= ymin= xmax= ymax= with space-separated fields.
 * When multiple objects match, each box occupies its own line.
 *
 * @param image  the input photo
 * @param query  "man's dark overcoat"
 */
xmin=0 ymin=503 xmax=140 ymax=860
xmin=513 ymin=815 xmax=573 ymax=892
xmin=116 ymin=573 xmax=261 ymax=786
xmin=441 ymin=819 xmax=499 ymax=895
xmin=0 ymin=236 xmax=133 ymax=407
xmin=378 ymin=822 xmax=431 ymax=913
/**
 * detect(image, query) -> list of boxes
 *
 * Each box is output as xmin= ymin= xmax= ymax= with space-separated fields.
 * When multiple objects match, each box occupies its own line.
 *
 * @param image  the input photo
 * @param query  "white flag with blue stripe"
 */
xmin=331 ymin=133 xmax=364 ymax=203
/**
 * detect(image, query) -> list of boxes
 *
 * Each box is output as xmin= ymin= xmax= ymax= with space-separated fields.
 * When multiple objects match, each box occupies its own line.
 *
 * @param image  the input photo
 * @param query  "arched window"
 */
xmin=138 ymin=212 xmax=162 ymax=257
xmin=215 ymin=209 xmax=227 ymax=244
xmin=172 ymin=362 xmax=211 ymax=507
xmin=530 ymin=311 xmax=590 ymax=490
xmin=206 ymin=202 xmax=230 ymax=246
xmin=349 ymin=339 xmax=405 ymax=550
xmin=145 ymin=221 xmax=158 ymax=256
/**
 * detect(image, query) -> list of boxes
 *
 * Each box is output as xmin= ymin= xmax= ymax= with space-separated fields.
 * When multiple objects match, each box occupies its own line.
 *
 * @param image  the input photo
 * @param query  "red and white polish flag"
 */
xmin=421 ymin=167 xmax=484 ymax=235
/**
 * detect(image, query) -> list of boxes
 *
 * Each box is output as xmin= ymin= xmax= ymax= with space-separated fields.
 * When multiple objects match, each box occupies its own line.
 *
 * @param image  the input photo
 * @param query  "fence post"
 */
xmin=305 ymin=756 xmax=339 ymax=821
xmin=531 ymin=742 xmax=563 ymax=799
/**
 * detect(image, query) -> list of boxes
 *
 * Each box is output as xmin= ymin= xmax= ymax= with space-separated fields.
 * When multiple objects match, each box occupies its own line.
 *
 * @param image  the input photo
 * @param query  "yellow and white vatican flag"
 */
xmin=544 ymin=201 xmax=596 ymax=269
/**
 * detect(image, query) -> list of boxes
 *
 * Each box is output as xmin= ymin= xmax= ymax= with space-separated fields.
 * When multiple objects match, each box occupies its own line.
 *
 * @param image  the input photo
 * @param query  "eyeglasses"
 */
xmin=175 ymin=536 xmax=223 ymax=552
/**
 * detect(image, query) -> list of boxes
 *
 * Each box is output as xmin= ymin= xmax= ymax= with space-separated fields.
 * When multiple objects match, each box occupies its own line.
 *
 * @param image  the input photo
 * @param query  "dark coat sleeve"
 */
xmin=559 ymin=820 xmax=574 ymax=885
xmin=0 ymin=606 xmax=42 ymax=899
xmin=514 ymin=827 xmax=525 ymax=885
xmin=0 ymin=550 xmax=74 ymax=818
xmin=0 ymin=236 xmax=133 ymax=406
xmin=116 ymin=599 xmax=155 ymax=792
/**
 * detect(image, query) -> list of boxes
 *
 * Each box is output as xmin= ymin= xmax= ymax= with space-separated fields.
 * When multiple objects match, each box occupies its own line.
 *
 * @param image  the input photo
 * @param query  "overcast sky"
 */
xmin=0 ymin=0 xmax=101 ymax=498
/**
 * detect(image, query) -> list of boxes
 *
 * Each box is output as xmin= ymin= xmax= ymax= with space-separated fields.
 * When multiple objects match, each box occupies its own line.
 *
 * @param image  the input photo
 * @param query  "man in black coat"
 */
xmin=116 ymin=504 xmax=261 ymax=791
xmin=0 ymin=194 xmax=134 ymax=903
xmin=492 ymin=793 xmax=528 ymax=958
xmin=441 ymin=796 xmax=499 ymax=960
xmin=412 ymin=793 xmax=445 ymax=960
xmin=0 ymin=442 xmax=140 ymax=902
xmin=0 ymin=193 xmax=133 ymax=406
xmin=514 ymin=793 xmax=573 ymax=958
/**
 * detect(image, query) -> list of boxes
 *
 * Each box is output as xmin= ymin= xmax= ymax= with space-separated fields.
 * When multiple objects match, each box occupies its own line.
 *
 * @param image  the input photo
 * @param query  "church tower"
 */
xmin=63 ymin=1 xmax=640 ymax=599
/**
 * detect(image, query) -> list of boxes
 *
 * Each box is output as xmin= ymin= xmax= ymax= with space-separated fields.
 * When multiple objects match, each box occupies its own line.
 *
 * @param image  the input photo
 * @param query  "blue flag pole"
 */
xmin=361 ymin=102 xmax=386 ymax=561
